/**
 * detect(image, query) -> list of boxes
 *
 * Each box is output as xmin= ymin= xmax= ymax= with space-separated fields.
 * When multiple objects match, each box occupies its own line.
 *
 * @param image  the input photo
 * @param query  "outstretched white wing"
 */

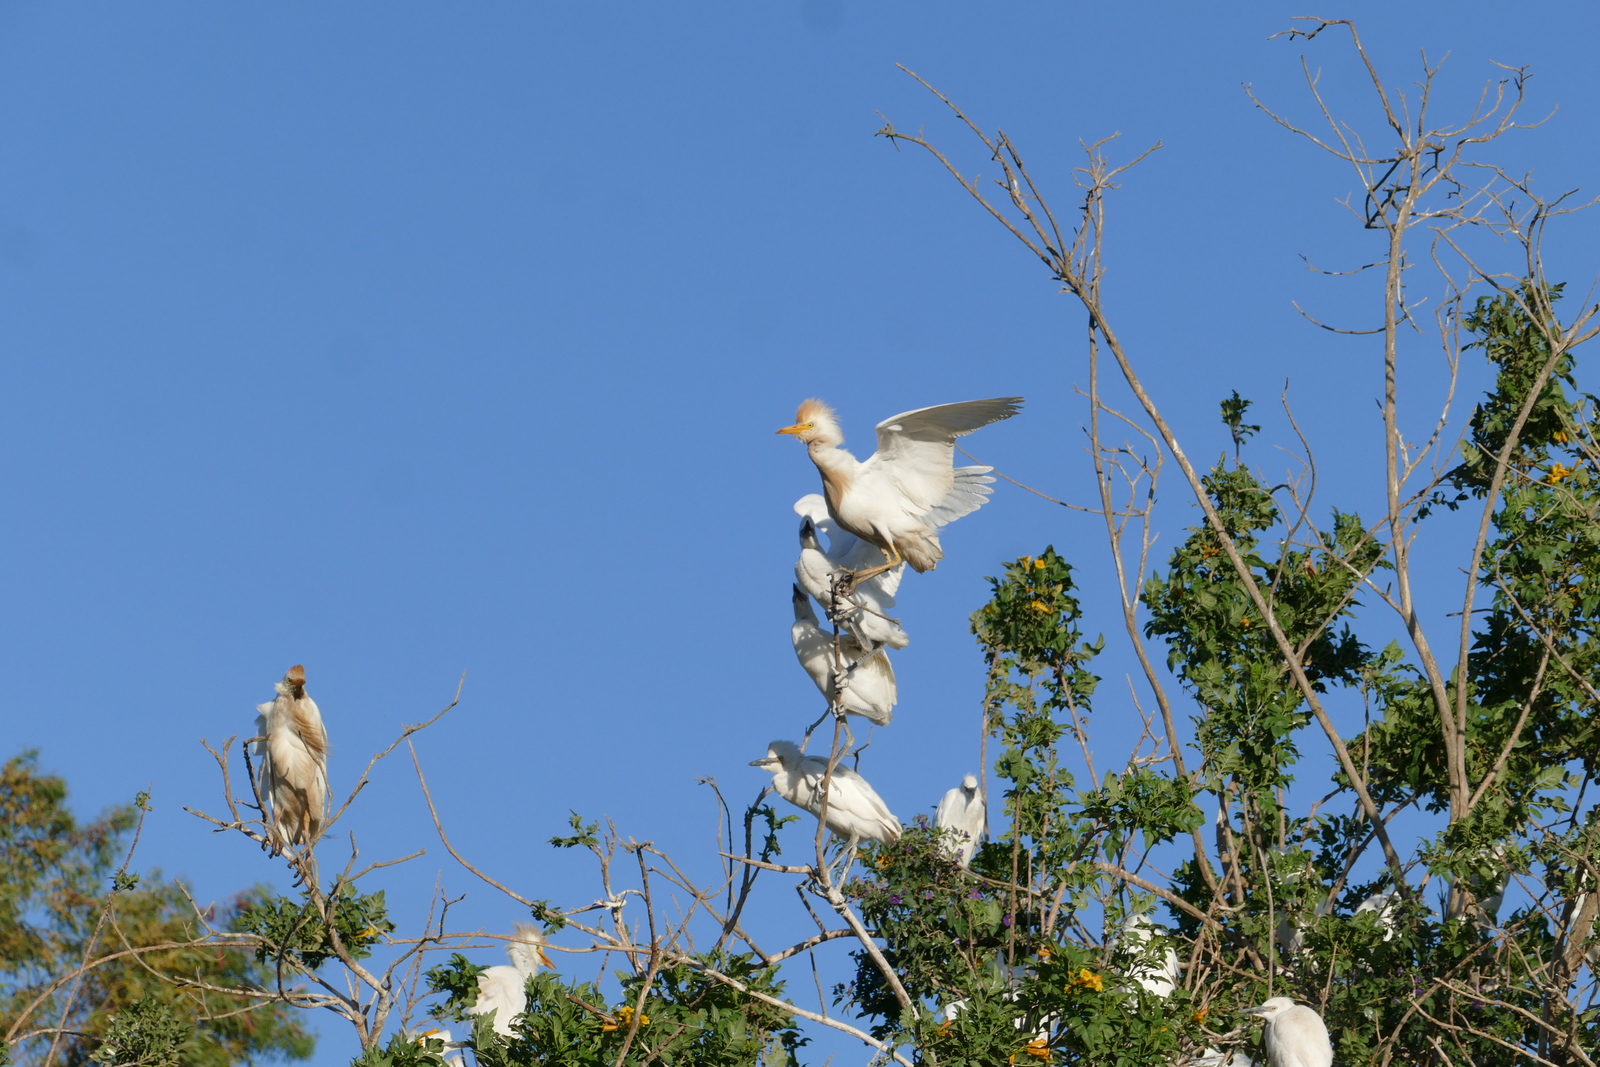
xmin=864 ymin=398 xmax=1023 ymax=520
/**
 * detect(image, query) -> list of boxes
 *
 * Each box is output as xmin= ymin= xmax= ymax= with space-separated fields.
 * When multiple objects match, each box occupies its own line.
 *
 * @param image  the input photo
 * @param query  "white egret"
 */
xmin=1193 ymin=1050 xmax=1254 ymax=1067
xmin=410 ymin=1028 xmax=464 ymax=1067
xmin=790 ymin=585 xmax=896 ymax=725
xmin=467 ymin=924 xmax=554 ymax=1039
xmin=934 ymin=774 xmax=985 ymax=866
xmin=750 ymin=741 xmax=901 ymax=845
xmin=1111 ymin=913 xmax=1180 ymax=998
xmin=794 ymin=494 xmax=908 ymax=650
xmin=1243 ymin=998 xmax=1332 ymax=1067
xmin=1353 ymin=888 xmax=1399 ymax=941
xmin=776 ymin=397 xmax=1023 ymax=576
xmin=254 ymin=664 xmax=329 ymax=848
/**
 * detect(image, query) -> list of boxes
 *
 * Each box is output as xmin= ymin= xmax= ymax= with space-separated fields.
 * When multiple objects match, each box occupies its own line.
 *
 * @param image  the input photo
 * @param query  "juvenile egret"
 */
xmin=750 ymin=741 xmax=901 ymax=844
xmin=1243 ymin=998 xmax=1332 ymax=1067
xmin=253 ymin=664 xmax=329 ymax=848
xmin=934 ymin=774 xmax=985 ymax=866
xmin=1111 ymin=914 xmax=1180 ymax=998
xmin=790 ymin=585 xmax=896 ymax=725
xmin=794 ymin=494 xmax=908 ymax=650
xmin=777 ymin=397 xmax=1023 ymax=575
xmin=467 ymin=924 xmax=554 ymax=1038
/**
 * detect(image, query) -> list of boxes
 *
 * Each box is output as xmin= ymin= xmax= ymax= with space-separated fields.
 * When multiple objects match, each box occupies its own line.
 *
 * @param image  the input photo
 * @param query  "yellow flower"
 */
xmin=1036 ymin=946 xmax=1052 ymax=962
xmin=1554 ymin=429 xmax=1570 ymax=444
xmin=1009 ymin=1037 xmax=1051 ymax=1063
xmin=603 ymin=1005 xmax=649 ymax=1031
xmin=1065 ymin=968 xmax=1103 ymax=993
xmin=1032 ymin=558 xmax=1048 ymax=571
xmin=1192 ymin=1008 xmax=1209 ymax=1025
xmin=1548 ymin=463 xmax=1575 ymax=484
xmin=1029 ymin=600 xmax=1051 ymax=613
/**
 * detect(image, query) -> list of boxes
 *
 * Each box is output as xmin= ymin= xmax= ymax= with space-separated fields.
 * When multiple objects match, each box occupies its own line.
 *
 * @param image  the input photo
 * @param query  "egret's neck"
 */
xmin=808 ymin=443 xmax=858 ymax=514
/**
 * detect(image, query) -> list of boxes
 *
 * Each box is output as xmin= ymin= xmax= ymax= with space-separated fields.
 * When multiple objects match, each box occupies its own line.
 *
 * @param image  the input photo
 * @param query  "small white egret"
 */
xmin=467 ymin=924 xmax=554 ymax=1039
xmin=410 ymin=1027 xmax=464 ymax=1067
xmin=254 ymin=664 xmax=329 ymax=848
xmin=1193 ymin=1049 xmax=1254 ymax=1067
xmin=1243 ymin=998 xmax=1333 ymax=1067
xmin=790 ymin=585 xmax=896 ymax=725
xmin=1353 ymin=888 xmax=1399 ymax=941
xmin=777 ymin=397 xmax=1023 ymax=576
xmin=1112 ymin=913 xmax=1180 ymax=998
xmin=934 ymin=774 xmax=985 ymax=866
xmin=750 ymin=741 xmax=901 ymax=845
xmin=794 ymin=494 xmax=908 ymax=650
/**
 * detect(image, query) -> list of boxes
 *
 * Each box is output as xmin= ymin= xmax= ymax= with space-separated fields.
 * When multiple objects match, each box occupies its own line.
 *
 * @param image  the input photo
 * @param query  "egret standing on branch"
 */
xmin=794 ymin=493 xmax=908 ymax=650
xmin=750 ymin=741 xmax=901 ymax=845
xmin=1243 ymin=998 xmax=1332 ymax=1067
xmin=790 ymin=585 xmax=896 ymax=725
xmin=468 ymin=924 xmax=554 ymax=1038
xmin=776 ymin=397 xmax=1023 ymax=579
xmin=934 ymin=774 xmax=985 ymax=866
xmin=254 ymin=664 xmax=329 ymax=848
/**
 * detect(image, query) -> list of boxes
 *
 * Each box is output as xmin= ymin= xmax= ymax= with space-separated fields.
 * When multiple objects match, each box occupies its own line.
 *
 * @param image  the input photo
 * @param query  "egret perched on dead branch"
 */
xmin=750 ymin=741 xmax=901 ymax=845
xmin=790 ymin=585 xmax=896 ymax=725
xmin=794 ymin=494 xmax=908 ymax=650
xmin=1243 ymin=998 xmax=1332 ymax=1067
xmin=934 ymin=774 xmax=985 ymax=866
xmin=776 ymin=397 xmax=1023 ymax=577
xmin=468 ymin=924 xmax=554 ymax=1038
xmin=254 ymin=664 xmax=329 ymax=847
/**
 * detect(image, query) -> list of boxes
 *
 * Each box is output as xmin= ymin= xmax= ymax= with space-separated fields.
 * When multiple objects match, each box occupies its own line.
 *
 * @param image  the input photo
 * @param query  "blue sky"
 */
xmin=4 ymin=2 xmax=1598 ymax=1062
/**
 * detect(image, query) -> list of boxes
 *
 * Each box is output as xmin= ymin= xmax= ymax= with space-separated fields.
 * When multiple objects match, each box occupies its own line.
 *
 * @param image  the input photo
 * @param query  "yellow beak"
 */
xmin=538 ymin=948 xmax=555 ymax=970
xmin=775 ymin=424 xmax=806 ymax=435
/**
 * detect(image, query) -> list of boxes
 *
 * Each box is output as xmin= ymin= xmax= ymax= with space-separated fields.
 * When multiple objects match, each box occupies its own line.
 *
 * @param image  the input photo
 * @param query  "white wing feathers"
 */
xmin=866 ymin=398 xmax=1022 ymax=522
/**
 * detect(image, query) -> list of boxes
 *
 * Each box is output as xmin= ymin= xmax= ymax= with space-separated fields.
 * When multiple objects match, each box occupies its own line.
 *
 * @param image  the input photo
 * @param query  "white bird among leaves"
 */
xmin=934 ymin=774 xmax=985 ymax=866
xmin=254 ymin=664 xmax=329 ymax=848
xmin=790 ymin=585 xmax=896 ymax=725
xmin=467 ymin=924 xmax=554 ymax=1039
xmin=1112 ymin=913 xmax=1180 ymax=998
xmin=1243 ymin=997 xmax=1333 ymax=1067
xmin=777 ymin=397 xmax=1023 ymax=577
xmin=794 ymin=494 xmax=908 ymax=650
xmin=750 ymin=741 xmax=901 ymax=845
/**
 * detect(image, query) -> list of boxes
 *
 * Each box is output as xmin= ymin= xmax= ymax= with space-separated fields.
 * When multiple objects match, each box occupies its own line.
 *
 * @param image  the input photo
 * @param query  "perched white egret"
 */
xmin=794 ymin=494 xmax=908 ymax=650
xmin=777 ymin=397 xmax=1023 ymax=575
xmin=790 ymin=585 xmax=896 ymax=725
xmin=750 ymin=741 xmax=901 ymax=844
xmin=254 ymin=664 xmax=329 ymax=848
xmin=1243 ymin=998 xmax=1333 ymax=1067
xmin=1193 ymin=1049 xmax=1254 ymax=1067
xmin=467 ymin=924 xmax=554 ymax=1038
xmin=1353 ymin=888 xmax=1399 ymax=941
xmin=934 ymin=774 xmax=985 ymax=866
xmin=1112 ymin=913 xmax=1181 ymax=998
xmin=410 ymin=1027 xmax=464 ymax=1067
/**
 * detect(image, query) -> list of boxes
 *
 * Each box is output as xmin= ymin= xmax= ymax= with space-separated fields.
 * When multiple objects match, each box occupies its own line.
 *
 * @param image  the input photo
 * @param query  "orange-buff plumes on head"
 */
xmin=254 ymin=663 xmax=330 ymax=849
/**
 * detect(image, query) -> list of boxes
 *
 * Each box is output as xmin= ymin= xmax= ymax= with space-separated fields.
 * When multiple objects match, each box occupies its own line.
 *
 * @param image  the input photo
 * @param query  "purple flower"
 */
xmin=923 ymin=890 xmax=935 ymax=899
xmin=967 ymin=890 xmax=982 ymax=899
xmin=888 ymin=894 xmax=902 ymax=905
xmin=1003 ymin=914 xmax=1014 ymax=927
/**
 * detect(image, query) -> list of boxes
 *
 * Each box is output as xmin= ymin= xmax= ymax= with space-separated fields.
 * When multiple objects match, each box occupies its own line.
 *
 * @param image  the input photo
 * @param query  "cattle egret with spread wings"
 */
xmin=794 ymin=494 xmax=908 ymax=650
xmin=934 ymin=774 xmax=985 ymax=866
xmin=254 ymin=664 xmax=329 ymax=848
xmin=790 ymin=585 xmax=896 ymax=725
xmin=1243 ymin=998 xmax=1333 ymax=1067
xmin=750 ymin=741 xmax=901 ymax=845
xmin=777 ymin=397 xmax=1023 ymax=577
xmin=467 ymin=924 xmax=554 ymax=1038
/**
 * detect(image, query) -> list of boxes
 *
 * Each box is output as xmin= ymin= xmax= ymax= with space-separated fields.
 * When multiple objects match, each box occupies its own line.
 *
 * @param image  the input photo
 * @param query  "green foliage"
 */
xmin=1219 ymin=390 xmax=1261 ymax=459
xmin=424 ymin=953 xmax=805 ymax=1066
xmin=421 ymin=954 xmax=486 ymax=1023
xmin=88 ymin=997 xmax=188 ymax=1067
xmin=0 ymin=753 xmax=314 ymax=1067
xmin=235 ymin=884 xmax=395 ymax=971
xmin=348 ymin=1031 xmax=456 ymax=1067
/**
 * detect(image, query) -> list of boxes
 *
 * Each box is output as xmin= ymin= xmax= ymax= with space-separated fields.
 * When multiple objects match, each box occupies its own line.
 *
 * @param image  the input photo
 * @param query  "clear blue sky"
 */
xmin=4 ymin=3 xmax=1597 ymax=1062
